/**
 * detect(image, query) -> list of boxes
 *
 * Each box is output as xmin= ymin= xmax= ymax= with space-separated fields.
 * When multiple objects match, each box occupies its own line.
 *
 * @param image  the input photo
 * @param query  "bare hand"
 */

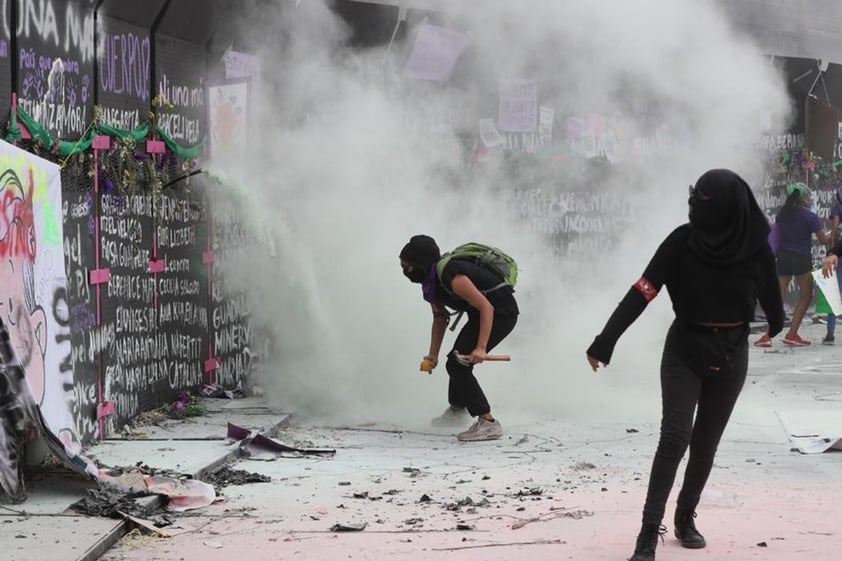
xmin=823 ymin=255 xmax=839 ymax=278
xmin=586 ymin=354 xmax=606 ymax=372
xmin=467 ymin=348 xmax=488 ymax=365
xmin=420 ymin=355 xmax=438 ymax=373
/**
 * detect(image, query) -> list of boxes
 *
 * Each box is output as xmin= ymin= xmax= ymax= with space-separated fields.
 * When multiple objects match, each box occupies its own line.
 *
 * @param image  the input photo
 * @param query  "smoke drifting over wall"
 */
xmin=210 ymin=0 xmax=791 ymax=427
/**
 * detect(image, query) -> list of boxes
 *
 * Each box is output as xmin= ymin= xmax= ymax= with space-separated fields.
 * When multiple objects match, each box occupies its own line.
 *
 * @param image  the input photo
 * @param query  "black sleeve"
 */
xmin=586 ymin=288 xmax=648 ymax=363
xmin=829 ymin=239 xmax=842 ymax=257
xmin=586 ymin=230 xmax=679 ymax=364
xmin=756 ymin=244 xmax=784 ymax=337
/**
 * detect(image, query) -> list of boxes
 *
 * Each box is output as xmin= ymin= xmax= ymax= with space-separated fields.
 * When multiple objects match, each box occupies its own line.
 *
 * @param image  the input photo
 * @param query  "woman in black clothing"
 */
xmin=585 ymin=169 xmax=784 ymax=561
xmin=399 ymin=235 xmax=519 ymax=442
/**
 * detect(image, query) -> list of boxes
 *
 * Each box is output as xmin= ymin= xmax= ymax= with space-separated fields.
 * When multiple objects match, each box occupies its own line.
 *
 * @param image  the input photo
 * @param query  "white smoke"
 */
xmin=208 ymin=0 xmax=791 ymax=427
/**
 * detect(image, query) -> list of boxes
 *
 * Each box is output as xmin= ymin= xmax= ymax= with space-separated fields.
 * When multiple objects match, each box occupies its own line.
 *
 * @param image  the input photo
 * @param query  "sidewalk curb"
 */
xmin=76 ymin=520 xmax=129 ymax=561
xmin=74 ymin=413 xmax=291 ymax=561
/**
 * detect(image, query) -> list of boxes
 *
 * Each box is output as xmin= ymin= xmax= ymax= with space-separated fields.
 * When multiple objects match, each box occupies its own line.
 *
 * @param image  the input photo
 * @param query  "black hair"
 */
xmin=776 ymin=190 xmax=803 ymax=220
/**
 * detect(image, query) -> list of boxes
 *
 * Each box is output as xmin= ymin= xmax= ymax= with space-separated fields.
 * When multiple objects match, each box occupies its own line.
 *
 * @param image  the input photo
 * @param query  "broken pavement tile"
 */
xmin=330 ymin=522 xmax=367 ymax=532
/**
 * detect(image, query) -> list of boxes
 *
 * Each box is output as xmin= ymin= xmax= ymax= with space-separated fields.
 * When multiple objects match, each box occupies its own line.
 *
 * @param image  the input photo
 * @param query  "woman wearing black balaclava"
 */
xmin=585 ymin=170 xmax=783 ymax=561
xmin=399 ymin=235 xmax=518 ymax=442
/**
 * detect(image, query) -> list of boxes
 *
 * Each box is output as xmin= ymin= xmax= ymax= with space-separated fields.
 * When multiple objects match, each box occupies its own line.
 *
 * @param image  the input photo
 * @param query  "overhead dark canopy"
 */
xmin=343 ymin=0 xmax=842 ymax=64
xmin=715 ymin=0 xmax=842 ymax=63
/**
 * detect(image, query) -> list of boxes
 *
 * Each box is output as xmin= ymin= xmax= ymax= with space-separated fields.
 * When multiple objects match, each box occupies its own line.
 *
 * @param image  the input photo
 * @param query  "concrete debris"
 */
xmin=515 ymin=487 xmax=543 ymax=497
xmin=205 ymin=467 xmax=271 ymax=491
xmin=329 ymin=522 xmax=367 ymax=532
xmin=69 ymin=485 xmax=151 ymax=519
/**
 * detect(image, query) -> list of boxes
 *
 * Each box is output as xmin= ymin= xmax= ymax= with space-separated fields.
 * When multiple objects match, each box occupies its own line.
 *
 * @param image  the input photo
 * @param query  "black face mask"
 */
xmin=404 ymin=268 xmax=427 ymax=283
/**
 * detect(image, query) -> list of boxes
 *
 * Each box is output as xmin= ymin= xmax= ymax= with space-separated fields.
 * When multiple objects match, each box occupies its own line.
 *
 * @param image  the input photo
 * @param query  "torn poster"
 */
xmin=227 ymin=423 xmax=336 ymax=459
xmin=777 ymin=410 xmax=842 ymax=454
xmin=0 ymin=140 xmax=97 ymax=502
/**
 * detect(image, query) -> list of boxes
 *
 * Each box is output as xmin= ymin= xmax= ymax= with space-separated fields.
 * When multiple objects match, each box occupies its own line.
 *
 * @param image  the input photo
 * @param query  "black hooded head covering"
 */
xmin=399 ymin=235 xmax=441 ymax=273
xmin=687 ymin=169 xmax=769 ymax=264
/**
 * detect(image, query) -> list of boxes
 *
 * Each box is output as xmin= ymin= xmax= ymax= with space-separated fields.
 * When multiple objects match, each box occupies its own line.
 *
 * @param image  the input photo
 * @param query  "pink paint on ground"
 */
xmin=102 ymin=477 xmax=840 ymax=561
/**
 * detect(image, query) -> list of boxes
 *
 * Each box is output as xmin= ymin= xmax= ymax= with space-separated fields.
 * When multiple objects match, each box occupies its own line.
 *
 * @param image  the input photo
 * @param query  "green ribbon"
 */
xmin=4 ymin=108 xmax=205 ymax=160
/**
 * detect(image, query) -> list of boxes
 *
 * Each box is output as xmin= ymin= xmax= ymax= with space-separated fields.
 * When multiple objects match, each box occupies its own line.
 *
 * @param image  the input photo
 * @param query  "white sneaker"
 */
xmin=431 ymin=406 xmax=471 ymax=428
xmin=457 ymin=418 xmax=503 ymax=442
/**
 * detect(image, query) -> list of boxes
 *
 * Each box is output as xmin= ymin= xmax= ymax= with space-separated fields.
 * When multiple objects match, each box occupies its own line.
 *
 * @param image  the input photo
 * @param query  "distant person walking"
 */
xmin=586 ymin=170 xmax=783 ymax=561
xmin=754 ymin=182 xmax=830 ymax=347
xmin=822 ymin=186 xmax=842 ymax=345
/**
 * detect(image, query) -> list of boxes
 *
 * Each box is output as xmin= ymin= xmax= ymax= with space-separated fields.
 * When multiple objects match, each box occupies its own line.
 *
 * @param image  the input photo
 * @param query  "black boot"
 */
xmin=674 ymin=507 xmax=707 ymax=549
xmin=629 ymin=523 xmax=665 ymax=561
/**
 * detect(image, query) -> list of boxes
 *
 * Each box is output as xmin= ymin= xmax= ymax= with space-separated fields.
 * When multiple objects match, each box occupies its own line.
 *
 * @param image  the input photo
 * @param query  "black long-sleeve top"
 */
xmin=587 ymin=225 xmax=784 ymax=364
xmin=828 ymin=239 xmax=842 ymax=258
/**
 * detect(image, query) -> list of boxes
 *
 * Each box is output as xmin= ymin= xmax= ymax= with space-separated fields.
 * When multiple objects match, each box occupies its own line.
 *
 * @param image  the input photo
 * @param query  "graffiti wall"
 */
xmin=0 ymin=2 xmax=261 ymax=500
xmin=155 ymin=34 xmax=205 ymax=145
xmin=15 ymin=0 xmax=95 ymax=140
xmin=0 ymin=0 xmax=11 ymax=121
xmin=210 ymin=187 xmax=262 ymax=389
xmin=56 ymin=173 xmax=254 ymax=443
xmin=96 ymin=15 xmax=151 ymax=129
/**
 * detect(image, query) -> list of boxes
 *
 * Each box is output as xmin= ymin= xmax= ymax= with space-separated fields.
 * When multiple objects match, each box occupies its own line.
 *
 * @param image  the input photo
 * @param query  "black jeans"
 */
xmin=446 ymin=311 xmax=518 ymax=417
xmin=641 ymin=321 xmax=749 ymax=525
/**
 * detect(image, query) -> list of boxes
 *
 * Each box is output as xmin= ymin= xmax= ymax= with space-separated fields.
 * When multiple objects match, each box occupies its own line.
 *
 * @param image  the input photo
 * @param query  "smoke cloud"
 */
xmin=209 ymin=0 xmax=791 ymax=428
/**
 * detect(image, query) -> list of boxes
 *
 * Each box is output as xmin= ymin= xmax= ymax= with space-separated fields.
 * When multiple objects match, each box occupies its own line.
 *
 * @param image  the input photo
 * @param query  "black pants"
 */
xmin=446 ymin=311 xmax=518 ymax=417
xmin=641 ymin=321 xmax=748 ymax=525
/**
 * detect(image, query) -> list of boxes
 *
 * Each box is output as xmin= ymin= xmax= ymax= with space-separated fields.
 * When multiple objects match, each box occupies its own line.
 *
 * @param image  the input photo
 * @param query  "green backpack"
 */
xmin=435 ymin=242 xmax=518 ymax=297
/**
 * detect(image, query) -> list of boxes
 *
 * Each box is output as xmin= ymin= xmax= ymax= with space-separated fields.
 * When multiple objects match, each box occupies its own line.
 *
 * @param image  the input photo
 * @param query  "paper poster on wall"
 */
xmin=498 ymin=79 xmax=538 ymax=133
xmin=538 ymin=106 xmax=555 ymax=143
xmin=208 ymin=79 xmax=250 ymax=160
xmin=403 ymin=23 xmax=470 ymax=81
xmin=224 ymin=50 xmax=261 ymax=80
xmin=479 ymin=118 xmax=505 ymax=148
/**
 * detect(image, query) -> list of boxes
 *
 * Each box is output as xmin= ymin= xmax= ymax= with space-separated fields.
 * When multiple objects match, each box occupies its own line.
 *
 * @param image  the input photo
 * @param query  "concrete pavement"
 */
xmin=1 ymin=398 xmax=289 ymax=561
xmin=94 ymin=320 xmax=842 ymax=561
xmin=4 ymin=320 xmax=842 ymax=561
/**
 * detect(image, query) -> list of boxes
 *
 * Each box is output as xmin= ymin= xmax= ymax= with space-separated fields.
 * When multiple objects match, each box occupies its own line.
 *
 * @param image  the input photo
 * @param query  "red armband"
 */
xmin=633 ymin=277 xmax=658 ymax=302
